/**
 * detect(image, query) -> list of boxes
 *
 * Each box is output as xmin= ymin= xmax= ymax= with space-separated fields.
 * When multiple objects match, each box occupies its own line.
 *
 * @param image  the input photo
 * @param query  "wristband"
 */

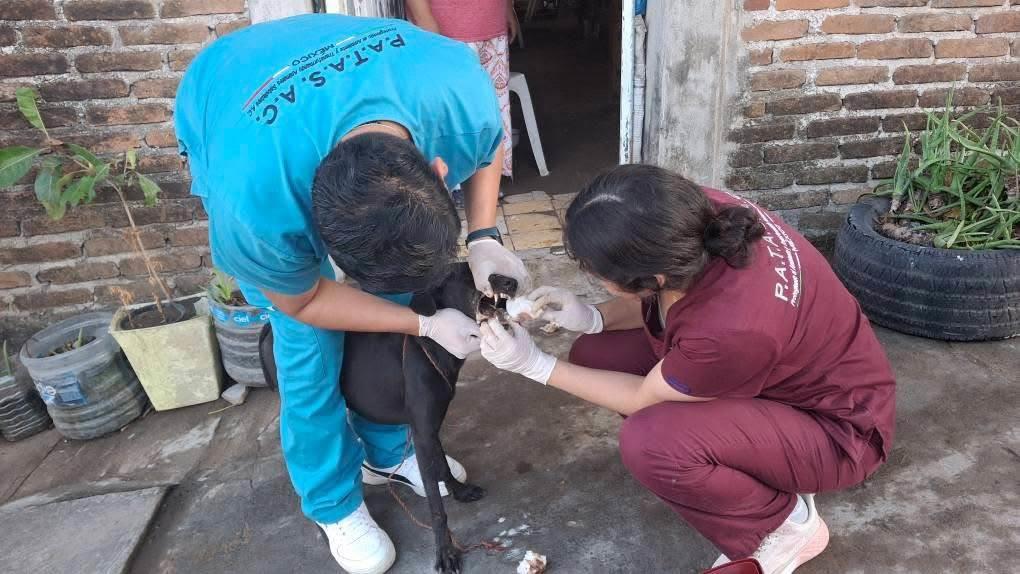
xmin=466 ymin=227 xmax=502 ymax=246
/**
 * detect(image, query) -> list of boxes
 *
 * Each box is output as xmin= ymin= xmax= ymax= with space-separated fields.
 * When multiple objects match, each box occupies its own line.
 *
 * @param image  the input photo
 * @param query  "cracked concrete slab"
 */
xmin=0 ymin=428 xmax=60 ymax=504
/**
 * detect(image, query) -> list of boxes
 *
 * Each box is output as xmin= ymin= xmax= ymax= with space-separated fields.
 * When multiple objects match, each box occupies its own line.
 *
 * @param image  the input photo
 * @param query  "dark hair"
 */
xmin=312 ymin=132 xmax=459 ymax=294
xmin=564 ymin=164 xmax=764 ymax=293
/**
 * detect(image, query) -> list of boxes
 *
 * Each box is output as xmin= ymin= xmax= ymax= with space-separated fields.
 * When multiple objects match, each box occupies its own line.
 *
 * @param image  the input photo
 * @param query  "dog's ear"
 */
xmin=409 ymin=292 xmax=438 ymax=316
xmin=488 ymin=274 xmax=519 ymax=297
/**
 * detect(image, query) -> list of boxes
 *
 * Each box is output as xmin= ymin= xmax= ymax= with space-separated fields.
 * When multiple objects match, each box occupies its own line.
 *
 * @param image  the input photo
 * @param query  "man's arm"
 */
xmin=263 ymin=277 xmax=419 ymax=334
xmin=462 ymin=145 xmax=504 ymax=233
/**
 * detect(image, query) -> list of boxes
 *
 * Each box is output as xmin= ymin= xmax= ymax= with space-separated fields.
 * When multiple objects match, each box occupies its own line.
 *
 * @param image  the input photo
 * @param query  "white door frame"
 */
xmin=619 ymin=0 xmax=635 ymax=165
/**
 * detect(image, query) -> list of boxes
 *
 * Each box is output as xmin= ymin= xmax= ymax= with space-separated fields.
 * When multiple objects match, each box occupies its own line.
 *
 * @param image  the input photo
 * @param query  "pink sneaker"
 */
xmin=712 ymin=494 xmax=830 ymax=574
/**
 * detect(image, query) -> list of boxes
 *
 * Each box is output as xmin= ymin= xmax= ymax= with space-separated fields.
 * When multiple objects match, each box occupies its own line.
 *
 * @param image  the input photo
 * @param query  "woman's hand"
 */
xmin=480 ymin=319 xmax=556 ymax=383
xmin=528 ymin=286 xmax=604 ymax=333
xmin=506 ymin=0 xmax=520 ymax=45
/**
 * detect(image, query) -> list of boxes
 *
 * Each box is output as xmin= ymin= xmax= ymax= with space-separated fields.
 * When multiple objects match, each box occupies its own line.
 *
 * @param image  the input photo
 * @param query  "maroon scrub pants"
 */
xmin=569 ymin=329 xmax=884 ymax=558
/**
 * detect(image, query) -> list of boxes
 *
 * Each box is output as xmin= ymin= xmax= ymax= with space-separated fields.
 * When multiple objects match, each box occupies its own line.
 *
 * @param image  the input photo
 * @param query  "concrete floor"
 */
xmin=1 ymin=250 xmax=1018 ymax=574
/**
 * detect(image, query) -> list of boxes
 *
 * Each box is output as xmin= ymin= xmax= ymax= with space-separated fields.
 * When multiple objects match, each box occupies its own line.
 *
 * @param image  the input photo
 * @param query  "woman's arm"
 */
xmin=547 ymin=359 xmax=711 ymax=416
xmin=596 ymin=297 xmax=644 ymax=331
xmin=405 ymin=0 xmax=441 ymax=33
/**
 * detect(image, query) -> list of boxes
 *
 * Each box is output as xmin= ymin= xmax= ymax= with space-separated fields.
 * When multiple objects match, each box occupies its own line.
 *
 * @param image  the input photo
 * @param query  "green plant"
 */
xmin=0 ymin=88 xmax=174 ymax=315
xmin=876 ymin=93 xmax=1020 ymax=250
xmin=209 ymin=269 xmax=239 ymax=305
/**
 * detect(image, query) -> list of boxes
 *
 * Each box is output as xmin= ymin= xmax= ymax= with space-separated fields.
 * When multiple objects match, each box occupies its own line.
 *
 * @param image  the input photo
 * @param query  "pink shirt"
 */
xmin=429 ymin=0 xmax=507 ymax=43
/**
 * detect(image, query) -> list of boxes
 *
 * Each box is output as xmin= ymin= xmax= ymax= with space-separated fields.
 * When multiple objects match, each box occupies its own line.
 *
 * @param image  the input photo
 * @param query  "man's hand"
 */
xmin=528 ymin=286 xmax=604 ymax=334
xmin=418 ymin=308 xmax=481 ymax=359
xmin=480 ymin=319 xmax=556 ymax=384
xmin=467 ymin=238 xmax=531 ymax=297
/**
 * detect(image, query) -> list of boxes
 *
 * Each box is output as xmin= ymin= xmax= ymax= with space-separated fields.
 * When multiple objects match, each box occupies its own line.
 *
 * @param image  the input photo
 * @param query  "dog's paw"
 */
xmin=452 ymin=482 xmax=486 ymax=503
xmin=434 ymin=544 xmax=462 ymax=574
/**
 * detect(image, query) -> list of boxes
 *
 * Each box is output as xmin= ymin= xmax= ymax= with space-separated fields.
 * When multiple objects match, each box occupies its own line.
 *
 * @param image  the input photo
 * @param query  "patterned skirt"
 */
xmin=466 ymin=33 xmax=513 ymax=177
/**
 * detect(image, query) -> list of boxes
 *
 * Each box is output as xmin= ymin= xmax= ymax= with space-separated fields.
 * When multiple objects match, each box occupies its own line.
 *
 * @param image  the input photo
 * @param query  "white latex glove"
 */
xmin=480 ymin=319 xmax=557 ymax=384
xmin=528 ymin=286 xmax=604 ymax=334
xmin=467 ymin=238 xmax=531 ymax=297
xmin=418 ymin=309 xmax=481 ymax=359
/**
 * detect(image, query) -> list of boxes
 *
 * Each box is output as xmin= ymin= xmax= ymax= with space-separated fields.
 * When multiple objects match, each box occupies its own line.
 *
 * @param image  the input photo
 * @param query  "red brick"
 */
xmin=893 ymin=64 xmax=967 ymax=84
xmin=776 ymin=0 xmax=847 ymax=8
xmin=748 ymin=190 xmax=829 ymax=211
xmin=86 ymin=103 xmax=172 ymax=126
xmin=63 ymin=130 xmax=142 ymax=153
xmin=936 ymin=38 xmax=1010 ymax=58
xmin=161 ymin=0 xmax=244 ymax=17
xmin=37 ymin=262 xmax=119 ymax=284
xmin=744 ymin=0 xmax=770 ymax=10
xmin=742 ymin=20 xmax=809 ymax=42
xmin=750 ymin=69 xmax=807 ymax=91
xmin=0 ymin=53 xmax=69 ymax=78
xmin=766 ymin=93 xmax=842 ymax=115
xmin=857 ymin=0 xmax=925 ymax=5
xmin=764 ymin=142 xmax=837 ymax=163
xmin=729 ymin=122 xmax=797 ymax=143
xmin=119 ymin=252 xmax=202 ymax=277
xmin=14 ymin=289 xmax=92 ymax=310
xmin=119 ymin=24 xmax=209 ymax=46
xmin=898 ymin=13 xmax=973 ymax=32
xmin=138 ymin=154 xmax=185 ymax=174
xmin=215 ymin=18 xmax=249 ymax=37
xmin=0 ymin=242 xmax=81 ymax=265
xmin=194 ymin=200 xmax=208 ymax=221
xmin=970 ymin=63 xmax=1020 ymax=82
xmin=64 ymin=0 xmax=156 ymax=21
xmin=749 ymin=48 xmax=773 ymax=66
xmin=0 ymin=26 xmax=16 ymax=46
xmin=172 ymin=271 xmax=212 ymax=297
xmin=744 ymin=101 xmax=767 ymax=118
xmin=39 ymin=78 xmax=129 ymax=101
xmin=933 ymin=0 xmax=1004 ymax=7
xmin=171 ymin=226 xmax=209 ymax=247
xmin=21 ymin=211 xmax=105 ymax=236
xmin=882 ymin=113 xmax=928 ymax=132
xmin=131 ymin=77 xmax=180 ymax=99
xmin=992 ymin=86 xmax=1020 ymax=106
xmin=726 ymin=170 xmax=797 ymax=191
xmin=76 ymin=51 xmax=163 ymax=73
xmin=919 ymin=87 xmax=990 ymax=108
xmin=844 ymin=90 xmax=918 ymax=110
xmin=84 ymin=229 xmax=165 ymax=257
xmin=779 ymin=42 xmax=854 ymax=62
xmin=0 ymin=106 xmax=78 ymax=129
xmin=105 ymin=203 xmax=192 ymax=227
xmin=976 ymin=12 xmax=1020 ymax=34
xmin=0 ymin=0 xmax=56 ymax=20
xmin=821 ymin=14 xmax=896 ymax=35
xmin=23 ymin=25 xmax=112 ymax=48
xmin=0 ymin=219 xmax=19 ymax=237
xmin=731 ymin=145 xmax=764 ymax=168
xmin=857 ymin=38 xmax=932 ymax=60
xmin=796 ymin=165 xmax=868 ymax=185
xmin=169 ymin=49 xmax=198 ymax=71
xmin=815 ymin=66 xmax=888 ymax=86
xmin=0 ymin=271 xmax=32 ymax=289
xmin=806 ymin=117 xmax=881 ymax=138
xmin=94 ymin=281 xmax=158 ymax=306
xmin=145 ymin=127 xmax=178 ymax=148
xmin=840 ymin=136 xmax=906 ymax=159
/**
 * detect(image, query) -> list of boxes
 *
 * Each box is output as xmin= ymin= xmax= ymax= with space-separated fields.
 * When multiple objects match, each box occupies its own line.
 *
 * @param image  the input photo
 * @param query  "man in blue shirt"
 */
xmin=175 ymin=14 xmax=529 ymax=573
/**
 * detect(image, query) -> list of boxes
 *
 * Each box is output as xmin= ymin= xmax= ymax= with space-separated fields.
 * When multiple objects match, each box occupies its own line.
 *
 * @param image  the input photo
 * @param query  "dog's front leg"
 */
xmin=410 ymin=424 xmax=461 ymax=574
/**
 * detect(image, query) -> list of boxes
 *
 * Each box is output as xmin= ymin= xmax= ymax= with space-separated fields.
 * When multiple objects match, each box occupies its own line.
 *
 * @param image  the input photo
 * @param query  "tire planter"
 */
xmin=110 ymin=295 xmax=223 ymax=411
xmin=0 ymin=360 xmax=52 ymax=441
xmin=209 ymin=293 xmax=270 ymax=387
xmin=833 ymin=198 xmax=1020 ymax=341
xmin=19 ymin=312 xmax=148 ymax=440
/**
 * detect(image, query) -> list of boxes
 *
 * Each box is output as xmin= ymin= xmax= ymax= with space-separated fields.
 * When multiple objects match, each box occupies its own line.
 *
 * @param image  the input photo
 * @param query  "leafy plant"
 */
xmin=876 ymin=93 xmax=1020 ymax=250
xmin=0 ymin=88 xmax=174 ymax=317
xmin=209 ymin=269 xmax=241 ymax=305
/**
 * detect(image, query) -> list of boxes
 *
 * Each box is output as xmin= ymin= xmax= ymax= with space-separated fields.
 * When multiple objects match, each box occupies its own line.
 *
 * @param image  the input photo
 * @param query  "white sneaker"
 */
xmin=317 ymin=502 xmax=396 ymax=574
xmin=712 ymin=494 xmax=829 ymax=574
xmin=361 ymin=453 xmax=467 ymax=498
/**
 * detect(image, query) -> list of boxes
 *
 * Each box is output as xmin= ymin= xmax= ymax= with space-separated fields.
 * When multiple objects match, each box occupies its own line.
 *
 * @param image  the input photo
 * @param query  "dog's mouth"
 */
xmin=476 ymin=292 xmax=510 ymax=324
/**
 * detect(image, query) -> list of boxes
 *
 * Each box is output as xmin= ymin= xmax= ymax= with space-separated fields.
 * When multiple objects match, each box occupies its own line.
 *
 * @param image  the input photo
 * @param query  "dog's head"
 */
xmin=411 ymin=262 xmax=519 ymax=323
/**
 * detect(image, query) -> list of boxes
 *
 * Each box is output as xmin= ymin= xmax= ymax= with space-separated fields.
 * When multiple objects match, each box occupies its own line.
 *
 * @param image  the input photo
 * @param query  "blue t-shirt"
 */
xmin=174 ymin=14 xmax=502 ymax=295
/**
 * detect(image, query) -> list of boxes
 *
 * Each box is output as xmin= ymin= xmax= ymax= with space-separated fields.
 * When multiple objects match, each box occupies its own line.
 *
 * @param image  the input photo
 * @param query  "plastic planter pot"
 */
xmin=208 ymin=292 xmax=270 ymax=387
xmin=110 ymin=295 xmax=223 ymax=411
xmin=0 ymin=358 xmax=52 ymax=441
xmin=19 ymin=312 xmax=147 ymax=440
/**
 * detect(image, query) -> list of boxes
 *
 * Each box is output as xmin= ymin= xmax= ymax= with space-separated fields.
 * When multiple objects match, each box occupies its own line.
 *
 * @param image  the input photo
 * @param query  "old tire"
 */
xmin=833 ymin=199 xmax=1020 ymax=341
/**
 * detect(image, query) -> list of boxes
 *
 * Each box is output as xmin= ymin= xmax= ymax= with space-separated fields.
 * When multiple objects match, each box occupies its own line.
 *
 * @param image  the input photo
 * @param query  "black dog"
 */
xmin=259 ymin=262 xmax=517 ymax=573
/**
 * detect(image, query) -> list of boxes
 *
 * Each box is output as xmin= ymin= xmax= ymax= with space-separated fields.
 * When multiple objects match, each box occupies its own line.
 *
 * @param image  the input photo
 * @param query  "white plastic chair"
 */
xmin=508 ymin=71 xmax=549 ymax=177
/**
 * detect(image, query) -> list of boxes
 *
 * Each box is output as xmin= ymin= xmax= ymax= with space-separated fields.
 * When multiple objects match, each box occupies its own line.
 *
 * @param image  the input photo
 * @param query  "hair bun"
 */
xmin=703 ymin=206 xmax=765 ymax=267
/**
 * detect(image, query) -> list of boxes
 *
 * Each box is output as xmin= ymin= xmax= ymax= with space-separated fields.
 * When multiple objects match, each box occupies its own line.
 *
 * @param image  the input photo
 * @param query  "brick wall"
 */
xmin=0 ymin=0 xmax=249 ymax=346
xmin=729 ymin=0 xmax=1020 ymax=249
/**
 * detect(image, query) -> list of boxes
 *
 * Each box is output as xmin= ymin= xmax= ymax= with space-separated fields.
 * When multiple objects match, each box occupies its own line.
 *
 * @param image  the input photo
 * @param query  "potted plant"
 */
xmin=833 ymin=96 xmax=1020 ymax=341
xmin=208 ymin=269 xmax=270 ymax=387
xmin=0 ymin=88 xmax=223 ymax=411
xmin=0 ymin=340 xmax=52 ymax=441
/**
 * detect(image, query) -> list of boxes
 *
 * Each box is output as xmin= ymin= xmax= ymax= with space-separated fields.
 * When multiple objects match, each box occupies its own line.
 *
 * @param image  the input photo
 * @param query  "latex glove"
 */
xmin=528 ymin=286 xmax=604 ymax=334
xmin=467 ymin=238 xmax=531 ymax=297
xmin=480 ymin=319 xmax=557 ymax=384
xmin=418 ymin=309 xmax=481 ymax=359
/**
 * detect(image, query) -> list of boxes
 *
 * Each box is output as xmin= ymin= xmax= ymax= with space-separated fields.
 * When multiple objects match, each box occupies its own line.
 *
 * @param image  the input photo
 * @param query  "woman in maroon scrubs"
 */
xmin=479 ymin=164 xmax=896 ymax=574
